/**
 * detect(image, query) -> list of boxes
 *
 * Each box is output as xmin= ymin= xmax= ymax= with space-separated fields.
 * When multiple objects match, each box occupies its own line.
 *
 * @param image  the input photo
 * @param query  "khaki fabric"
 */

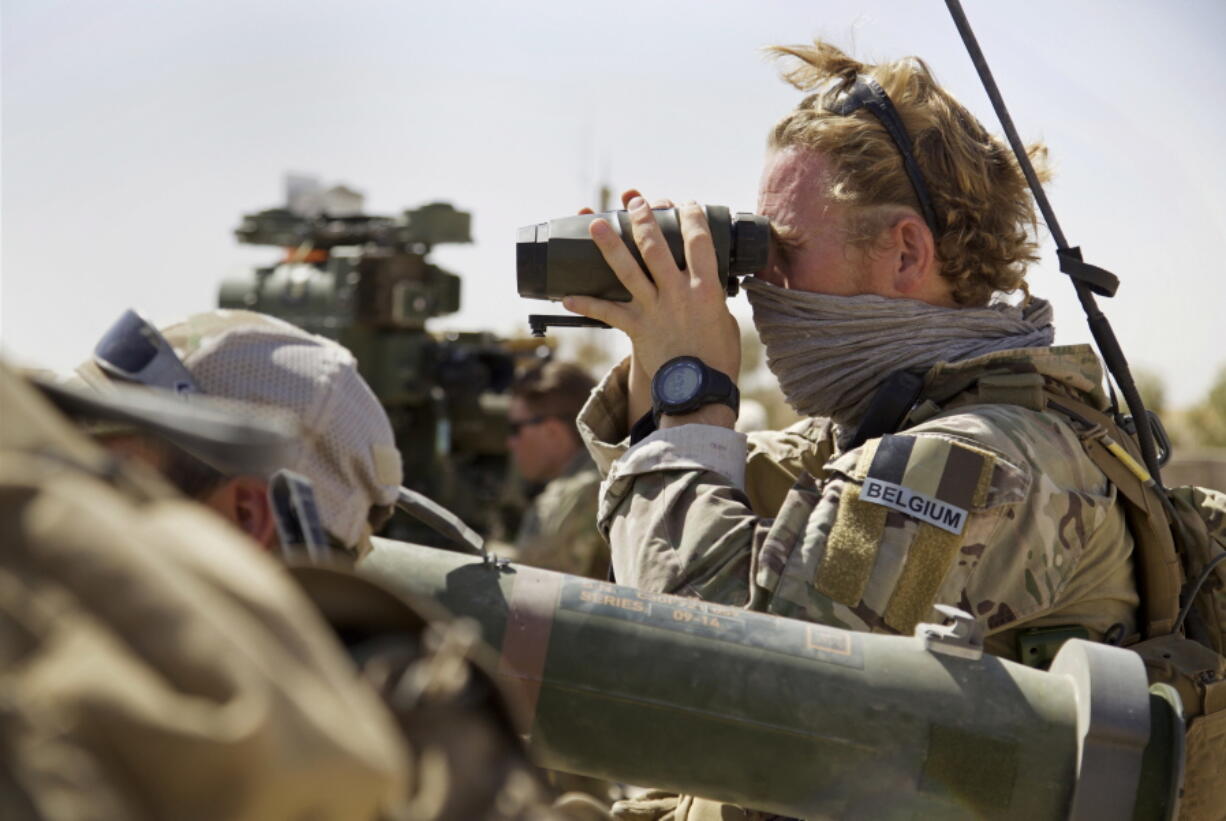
xmin=1182 ymin=706 xmax=1226 ymax=821
xmin=580 ymin=345 xmax=1137 ymax=658
xmin=576 ymin=359 xmax=834 ymax=521
xmin=743 ymin=418 xmax=834 ymax=519
xmin=578 ymin=345 xmax=1139 ymax=819
xmin=583 ymin=345 xmax=1137 ymax=656
xmin=0 ymin=362 xmax=408 ymax=819
xmin=1132 ymin=485 xmax=1226 ymax=821
xmin=577 ymin=358 xmax=636 ymax=478
xmin=508 ymin=450 xmax=608 ymax=579
xmin=1131 ymin=635 xmax=1226 ymax=821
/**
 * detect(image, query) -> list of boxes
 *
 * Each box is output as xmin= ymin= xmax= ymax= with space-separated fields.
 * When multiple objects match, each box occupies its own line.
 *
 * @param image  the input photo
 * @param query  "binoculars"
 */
xmin=517 ymin=205 xmax=770 ymax=336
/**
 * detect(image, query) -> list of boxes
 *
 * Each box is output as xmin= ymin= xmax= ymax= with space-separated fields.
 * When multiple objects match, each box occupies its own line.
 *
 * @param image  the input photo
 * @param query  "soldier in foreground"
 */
xmin=565 ymin=41 xmax=1141 ymax=818
xmin=0 ymin=360 xmax=409 ymax=818
xmin=5 ymin=353 xmax=610 ymax=819
xmin=504 ymin=361 xmax=607 ymax=579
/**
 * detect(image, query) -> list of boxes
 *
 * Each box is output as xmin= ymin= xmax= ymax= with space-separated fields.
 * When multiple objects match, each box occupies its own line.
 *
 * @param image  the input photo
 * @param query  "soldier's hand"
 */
xmin=573 ymin=193 xmax=689 ymax=423
xmin=563 ymin=190 xmax=741 ymax=424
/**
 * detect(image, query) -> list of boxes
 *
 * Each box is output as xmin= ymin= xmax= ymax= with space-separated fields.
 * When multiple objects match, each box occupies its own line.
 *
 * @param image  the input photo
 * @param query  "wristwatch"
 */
xmin=650 ymin=356 xmax=740 ymax=423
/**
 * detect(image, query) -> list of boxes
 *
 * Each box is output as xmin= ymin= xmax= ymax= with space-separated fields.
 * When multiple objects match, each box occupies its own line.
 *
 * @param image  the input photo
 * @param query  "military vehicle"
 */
xmin=219 ymin=176 xmax=535 ymax=545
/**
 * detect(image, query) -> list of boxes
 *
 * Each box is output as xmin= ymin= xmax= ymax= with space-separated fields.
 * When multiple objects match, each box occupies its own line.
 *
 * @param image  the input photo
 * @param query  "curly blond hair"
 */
xmin=767 ymin=41 xmax=1048 ymax=306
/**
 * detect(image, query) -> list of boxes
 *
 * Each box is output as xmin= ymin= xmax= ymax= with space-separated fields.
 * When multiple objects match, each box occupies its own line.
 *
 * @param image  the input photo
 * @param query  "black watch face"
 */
xmin=659 ymin=360 xmax=703 ymax=404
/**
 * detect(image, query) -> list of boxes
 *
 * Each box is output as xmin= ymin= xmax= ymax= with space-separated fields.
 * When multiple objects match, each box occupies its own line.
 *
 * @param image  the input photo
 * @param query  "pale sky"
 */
xmin=3 ymin=0 xmax=1223 ymax=406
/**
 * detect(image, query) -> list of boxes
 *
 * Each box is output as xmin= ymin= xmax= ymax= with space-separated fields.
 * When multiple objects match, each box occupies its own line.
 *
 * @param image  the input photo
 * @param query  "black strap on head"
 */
xmin=825 ymin=75 xmax=943 ymax=237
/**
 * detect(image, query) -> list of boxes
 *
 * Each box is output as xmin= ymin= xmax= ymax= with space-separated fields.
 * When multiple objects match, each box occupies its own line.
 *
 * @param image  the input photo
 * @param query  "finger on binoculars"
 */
xmin=619 ymin=188 xmax=675 ymax=212
xmin=588 ymin=215 xmax=656 ymax=304
xmin=562 ymin=294 xmax=633 ymax=331
xmin=626 ymin=196 xmax=684 ymax=291
xmin=679 ymin=202 xmax=717 ymax=288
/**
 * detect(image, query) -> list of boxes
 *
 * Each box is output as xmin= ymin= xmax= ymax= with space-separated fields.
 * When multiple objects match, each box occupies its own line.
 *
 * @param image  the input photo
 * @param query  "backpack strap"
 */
xmin=1044 ymin=393 xmax=1184 ymax=637
xmin=929 ymin=374 xmax=1184 ymax=638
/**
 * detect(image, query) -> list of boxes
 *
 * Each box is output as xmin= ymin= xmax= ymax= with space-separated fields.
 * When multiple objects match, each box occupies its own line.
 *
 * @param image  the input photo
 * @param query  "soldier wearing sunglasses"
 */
xmin=503 ymin=360 xmax=607 ymax=580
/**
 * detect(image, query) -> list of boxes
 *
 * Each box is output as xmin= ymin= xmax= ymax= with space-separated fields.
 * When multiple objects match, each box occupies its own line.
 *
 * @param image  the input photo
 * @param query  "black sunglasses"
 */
xmin=94 ymin=309 xmax=201 ymax=396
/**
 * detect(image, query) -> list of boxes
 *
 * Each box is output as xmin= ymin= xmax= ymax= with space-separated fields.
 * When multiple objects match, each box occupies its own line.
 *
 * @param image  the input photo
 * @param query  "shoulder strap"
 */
xmin=1039 ymin=390 xmax=1184 ymax=637
xmin=929 ymin=374 xmax=1184 ymax=638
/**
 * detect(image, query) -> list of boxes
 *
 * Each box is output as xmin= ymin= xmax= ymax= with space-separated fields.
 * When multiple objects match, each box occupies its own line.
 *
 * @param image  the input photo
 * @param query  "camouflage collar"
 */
xmin=921 ymin=344 xmax=1108 ymax=411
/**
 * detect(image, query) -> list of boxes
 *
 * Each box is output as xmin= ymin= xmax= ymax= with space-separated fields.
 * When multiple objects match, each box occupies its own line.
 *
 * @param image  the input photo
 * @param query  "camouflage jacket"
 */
xmin=0 ymin=362 xmax=409 ymax=820
xmin=513 ymin=449 xmax=609 ymax=580
xmin=577 ymin=346 xmax=1138 ymax=661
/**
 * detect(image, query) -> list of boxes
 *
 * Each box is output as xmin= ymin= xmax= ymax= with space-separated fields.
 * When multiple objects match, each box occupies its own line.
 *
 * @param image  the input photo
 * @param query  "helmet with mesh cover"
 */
xmin=77 ymin=310 xmax=402 ymax=552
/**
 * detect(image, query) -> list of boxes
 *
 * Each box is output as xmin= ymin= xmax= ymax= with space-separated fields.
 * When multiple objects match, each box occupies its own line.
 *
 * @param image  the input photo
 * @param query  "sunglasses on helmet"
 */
xmin=93 ymin=309 xmax=201 ymax=396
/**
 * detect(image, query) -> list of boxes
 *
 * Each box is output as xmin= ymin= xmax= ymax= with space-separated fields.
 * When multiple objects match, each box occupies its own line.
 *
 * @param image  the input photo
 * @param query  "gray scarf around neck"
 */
xmin=742 ymin=277 xmax=1055 ymax=426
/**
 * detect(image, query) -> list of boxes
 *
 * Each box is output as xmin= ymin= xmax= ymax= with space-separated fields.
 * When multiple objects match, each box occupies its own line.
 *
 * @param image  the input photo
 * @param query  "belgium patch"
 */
xmin=814 ymin=434 xmax=1004 ymax=632
xmin=858 ymin=434 xmax=995 ymax=534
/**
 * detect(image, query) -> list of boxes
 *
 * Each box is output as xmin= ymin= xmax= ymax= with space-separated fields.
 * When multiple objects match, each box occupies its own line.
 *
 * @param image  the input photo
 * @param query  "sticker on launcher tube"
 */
xmin=561 ymin=579 xmax=748 ymax=643
xmin=561 ymin=579 xmax=863 ymax=670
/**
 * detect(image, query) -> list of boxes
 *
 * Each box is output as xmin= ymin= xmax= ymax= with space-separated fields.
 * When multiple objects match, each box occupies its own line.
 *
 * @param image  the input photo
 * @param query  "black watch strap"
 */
xmin=629 ymin=410 xmax=656 ymax=445
xmin=651 ymin=357 xmax=739 ymax=424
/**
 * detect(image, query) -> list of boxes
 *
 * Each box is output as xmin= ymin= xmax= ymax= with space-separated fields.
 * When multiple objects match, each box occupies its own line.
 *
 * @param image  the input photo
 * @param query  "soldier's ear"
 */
xmin=886 ymin=212 xmax=953 ymax=306
xmin=203 ymin=476 xmax=278 ymax=551
xmin=888 ymin=214 xmax=934 ymax=293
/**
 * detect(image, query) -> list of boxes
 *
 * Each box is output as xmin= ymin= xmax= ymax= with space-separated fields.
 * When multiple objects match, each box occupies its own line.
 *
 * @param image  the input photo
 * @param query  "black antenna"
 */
xmin=944 ymin=0 xmax=1165 ymax=487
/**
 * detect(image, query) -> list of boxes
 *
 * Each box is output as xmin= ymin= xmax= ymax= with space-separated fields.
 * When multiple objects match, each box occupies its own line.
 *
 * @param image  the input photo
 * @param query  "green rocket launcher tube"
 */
xmin=362 ymin=540 xmax=1184 ymax=820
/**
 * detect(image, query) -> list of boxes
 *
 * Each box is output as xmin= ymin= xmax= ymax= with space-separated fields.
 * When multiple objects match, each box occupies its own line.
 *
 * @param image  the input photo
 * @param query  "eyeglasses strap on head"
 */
xmin=825 ymin=75 xmax=943 ymax=237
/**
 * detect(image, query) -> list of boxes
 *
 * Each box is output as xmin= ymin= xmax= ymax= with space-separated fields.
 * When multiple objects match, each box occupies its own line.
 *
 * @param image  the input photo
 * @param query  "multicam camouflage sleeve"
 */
xmin=581 ymin=352 xmax=1139 ymax=659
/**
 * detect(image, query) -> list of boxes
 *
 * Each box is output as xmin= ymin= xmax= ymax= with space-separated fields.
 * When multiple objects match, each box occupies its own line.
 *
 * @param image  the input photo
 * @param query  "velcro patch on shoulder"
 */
xmin=850 ymin=434 xmax=998 ymax=535
xmin=812 ymin=484 xmax=889 ymax=609
xmin=882 ymin=524 xmax=962 ymax=633
xmin=815 ymin=481 xmax=967 ymax=633
xmin=813 ymin=434 xmax=1024 ymax=622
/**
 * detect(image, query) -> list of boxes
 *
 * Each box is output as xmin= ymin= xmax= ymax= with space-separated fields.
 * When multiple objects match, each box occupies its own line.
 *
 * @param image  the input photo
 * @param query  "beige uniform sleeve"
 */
xmin=577 ymin=359 xmax=833 ymax=516
xmin=599 ymin=424 xmax=759 ymax=603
